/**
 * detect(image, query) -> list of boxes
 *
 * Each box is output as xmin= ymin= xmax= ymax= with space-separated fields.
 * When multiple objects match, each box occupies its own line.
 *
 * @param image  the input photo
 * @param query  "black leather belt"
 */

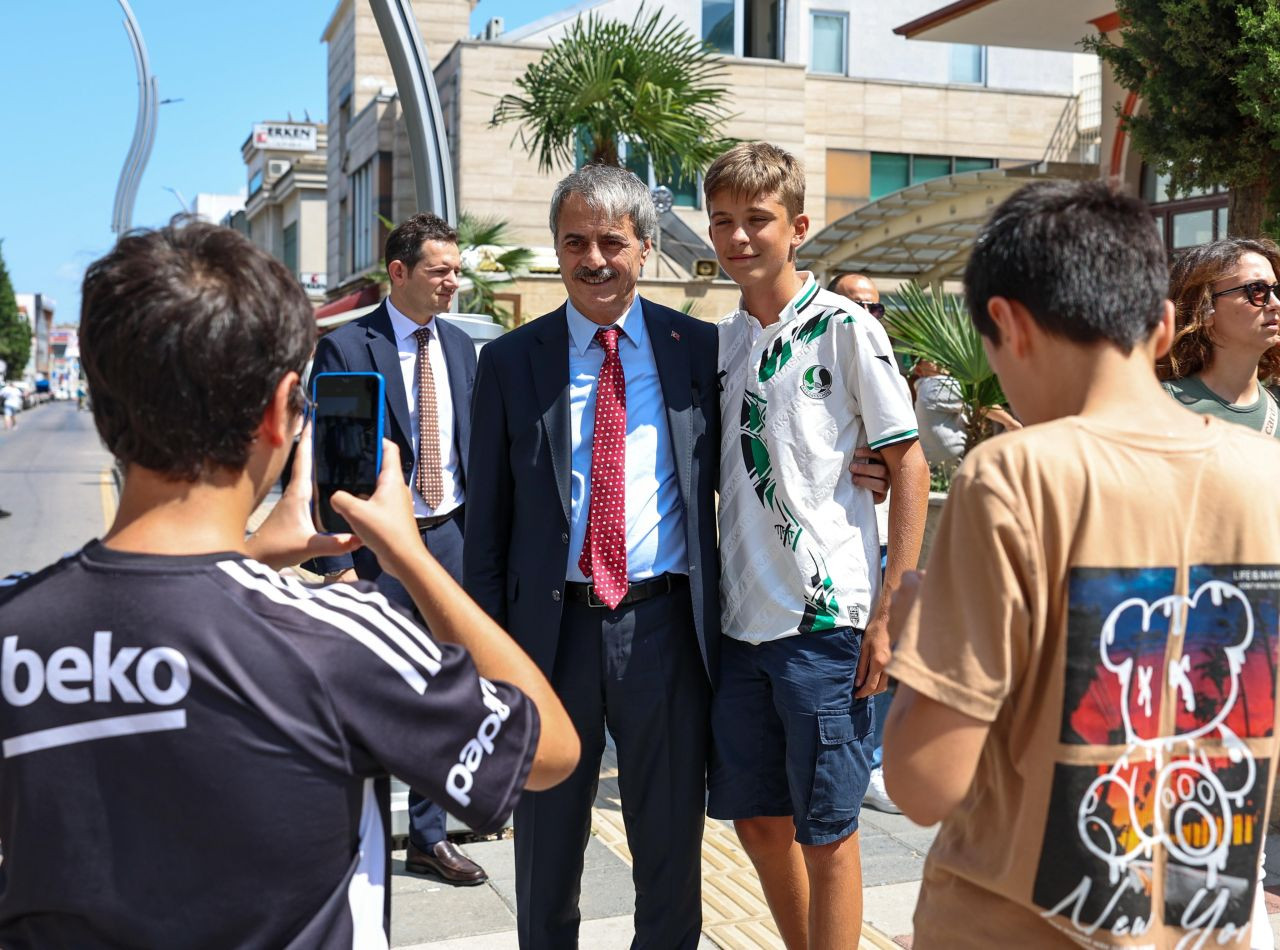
xmin=564 ymin=572 xmax=687 ymax=609
xmin=416 ymin=507 xmax=460 ymax=531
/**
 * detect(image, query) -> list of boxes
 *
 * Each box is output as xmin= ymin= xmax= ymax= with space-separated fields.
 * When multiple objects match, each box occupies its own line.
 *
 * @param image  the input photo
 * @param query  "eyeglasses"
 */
xmin=293 ymin=384 xmax=316 ymax=443
xmin=859 ymin=301 xmax=886 ymax=319
xmin=1211 ymin=279 xmax=1280 ymax=307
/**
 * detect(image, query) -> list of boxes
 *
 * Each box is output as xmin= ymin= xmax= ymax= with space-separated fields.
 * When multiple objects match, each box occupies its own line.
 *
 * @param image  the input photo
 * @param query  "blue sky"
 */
xmin=0 ymin=0 xmax=563 ymax=326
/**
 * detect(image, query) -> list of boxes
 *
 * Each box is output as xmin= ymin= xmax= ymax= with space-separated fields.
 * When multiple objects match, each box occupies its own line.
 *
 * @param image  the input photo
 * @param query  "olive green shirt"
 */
xmin=1162 ymin=374 xmax=1280 ymax=438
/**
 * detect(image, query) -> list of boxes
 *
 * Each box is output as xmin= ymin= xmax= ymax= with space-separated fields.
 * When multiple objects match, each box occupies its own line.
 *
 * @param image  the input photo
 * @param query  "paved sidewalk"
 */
xmin=390 ymin=743 xmax=939 ymax=949
xmin=390 ymin=740 xmax=1280 ymax=949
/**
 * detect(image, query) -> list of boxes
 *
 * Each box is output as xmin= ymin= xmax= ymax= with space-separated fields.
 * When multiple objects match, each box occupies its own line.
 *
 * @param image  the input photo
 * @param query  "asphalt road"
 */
xmin=0 ymin=401 xmax=114 ymax=578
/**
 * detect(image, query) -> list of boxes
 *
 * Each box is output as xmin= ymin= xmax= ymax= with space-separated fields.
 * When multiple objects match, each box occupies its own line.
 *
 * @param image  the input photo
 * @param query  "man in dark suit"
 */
xmin=465 ymin=164 xmax=720 ymax=949
xmin=310 ymin=212 xmax=487 ymax=887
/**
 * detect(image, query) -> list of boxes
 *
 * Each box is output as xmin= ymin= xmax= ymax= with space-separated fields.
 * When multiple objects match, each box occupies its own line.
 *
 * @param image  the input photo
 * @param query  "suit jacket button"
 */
xmin=561 ymin=532 xmax=569 ymax=544
xmin=552 ymin=589 xmax=561 ymax=602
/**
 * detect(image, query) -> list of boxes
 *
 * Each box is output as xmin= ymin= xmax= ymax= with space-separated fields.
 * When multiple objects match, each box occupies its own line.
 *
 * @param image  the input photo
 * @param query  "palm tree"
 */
xmin=455 ymin=214 xmax=534 ymax=330
xmin=490 ymin=5 xmax=734 ymax=182
xmin=881 ymin=281 xmax=1007 ymax=455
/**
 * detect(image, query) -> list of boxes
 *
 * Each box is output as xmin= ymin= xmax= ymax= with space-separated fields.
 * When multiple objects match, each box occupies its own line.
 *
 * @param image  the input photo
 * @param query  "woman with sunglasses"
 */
xmin=1162 ymin=237 xmax=1280 ymax=437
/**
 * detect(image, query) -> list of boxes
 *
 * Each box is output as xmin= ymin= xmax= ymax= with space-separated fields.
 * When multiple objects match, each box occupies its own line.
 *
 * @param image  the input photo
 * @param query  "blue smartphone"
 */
xmin=311 ymin=371 xmax=385 ymax=534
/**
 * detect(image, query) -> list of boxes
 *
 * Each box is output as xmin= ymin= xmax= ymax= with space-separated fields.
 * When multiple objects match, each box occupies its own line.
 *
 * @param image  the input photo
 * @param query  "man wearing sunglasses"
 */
xmin=828 ymin=272 xmax=886 ymax=320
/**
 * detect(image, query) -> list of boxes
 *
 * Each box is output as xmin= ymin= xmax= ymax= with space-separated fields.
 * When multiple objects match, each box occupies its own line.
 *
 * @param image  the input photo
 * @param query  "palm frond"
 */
xmin=490 ymin=3 xmax=734 ymax=178
xmin=881 ymin=281 xmax=1007 ymax=454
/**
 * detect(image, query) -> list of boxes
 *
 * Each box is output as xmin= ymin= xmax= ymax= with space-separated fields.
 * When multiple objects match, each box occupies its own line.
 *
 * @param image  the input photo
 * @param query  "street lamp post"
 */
xmin=111 ymin=0 xmax=158 ymax=236
xmin=368 ymin=0 xmax=457 ymax=226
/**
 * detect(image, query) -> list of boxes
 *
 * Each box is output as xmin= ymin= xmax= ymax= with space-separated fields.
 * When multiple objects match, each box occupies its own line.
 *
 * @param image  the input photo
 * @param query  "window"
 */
xmin=248 ymin=169 xmax=263 ymax=197
xmin=282 ymin=222 xmax=298 ymax=275
xmin=349 ymin=161 xmax=374 ymax=272
xmin=949 ymin=44 xmax=986 ymax=84
xmin=575 ymin=130 xmax=700 ymax=208
xmin=869 ymin=153 xmax=994 ymax=200
xmin=744 ymin=0 xmax=782 ymax=60
xmin=910 ymin=156 xmax=952 ymax=185
xmin=703 ymin=0 xmax=734 ymax=54
xmin=870 ymin=153 xmax=909 ymax=199
xmin=702 ymin=0 xmax=784 ymax=60
xmin=810 ymin=12 xmax=847 ymax=75
xmin=1141 ymin=162 xmax=1229 ymax=253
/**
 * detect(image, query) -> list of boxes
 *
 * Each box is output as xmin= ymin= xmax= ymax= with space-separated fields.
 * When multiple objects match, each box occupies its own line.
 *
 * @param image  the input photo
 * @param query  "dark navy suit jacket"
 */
xmin=463 ymin=298 xmax=721 ymax=684
xmin=310 ymin=301 xmax=477 ymax=578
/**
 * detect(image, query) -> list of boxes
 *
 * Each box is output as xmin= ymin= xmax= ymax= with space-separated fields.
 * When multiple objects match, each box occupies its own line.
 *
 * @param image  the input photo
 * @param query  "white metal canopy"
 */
xmin=801 ymin=162 xmax=1097 ymax=284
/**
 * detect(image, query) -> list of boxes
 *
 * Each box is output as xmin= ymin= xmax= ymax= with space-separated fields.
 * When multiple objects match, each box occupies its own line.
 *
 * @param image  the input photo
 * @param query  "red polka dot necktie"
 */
xmin=413 ymin=326 xmax=444 ymax=510
xmin=578 ymin=326 xmax=628 ymax=608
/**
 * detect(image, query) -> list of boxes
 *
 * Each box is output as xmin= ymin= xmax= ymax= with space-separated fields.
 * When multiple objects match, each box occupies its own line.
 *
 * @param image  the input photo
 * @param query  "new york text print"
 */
xmin=1033 ymin=565 xmax=1280 ymax=947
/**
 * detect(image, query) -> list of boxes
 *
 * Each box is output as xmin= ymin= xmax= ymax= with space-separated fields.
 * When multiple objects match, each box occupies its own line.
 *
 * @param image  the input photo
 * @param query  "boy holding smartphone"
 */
xmin=0 ymin=219 xmax=577 ymax=946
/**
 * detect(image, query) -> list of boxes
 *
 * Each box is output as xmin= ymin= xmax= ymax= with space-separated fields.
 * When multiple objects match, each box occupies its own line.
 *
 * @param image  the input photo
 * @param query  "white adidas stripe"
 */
xmin=241 ymin=561 xmax=443 ymax=676
xmin=216 ymin=560 xmax=429 ymax=694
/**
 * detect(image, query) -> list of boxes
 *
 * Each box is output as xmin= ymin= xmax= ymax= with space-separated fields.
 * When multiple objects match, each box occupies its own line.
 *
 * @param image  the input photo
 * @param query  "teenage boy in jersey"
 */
xmin=884 ymin=180 xmax=1280 ymax=947
xmin=0 ymin=220 xmax=578 ymax=947
xmin=704 ymin=142 xmax=930 ymax=948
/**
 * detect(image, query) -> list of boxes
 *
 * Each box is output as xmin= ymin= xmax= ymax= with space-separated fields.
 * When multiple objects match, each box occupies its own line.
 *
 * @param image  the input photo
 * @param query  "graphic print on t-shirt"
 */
xmin=1033 ymin=565 xmax=1280 ymax=943
xmin=738 ymin=309 xmax=845 ymax=634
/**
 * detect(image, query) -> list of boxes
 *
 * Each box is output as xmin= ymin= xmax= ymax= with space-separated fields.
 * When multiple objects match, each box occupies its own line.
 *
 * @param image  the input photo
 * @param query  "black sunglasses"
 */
xmin=860 ymin=301 xmax=886 ymax=319
xmin=1211 ymin=279 xmax=1280 ymax=307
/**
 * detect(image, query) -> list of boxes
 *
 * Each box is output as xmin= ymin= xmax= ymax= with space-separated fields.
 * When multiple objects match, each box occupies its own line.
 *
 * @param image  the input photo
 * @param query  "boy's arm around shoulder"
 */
xmin=857 ymin=437 xmax=928 ymax=697
xmin=882 ymin=457 xmax=1036 ymax=826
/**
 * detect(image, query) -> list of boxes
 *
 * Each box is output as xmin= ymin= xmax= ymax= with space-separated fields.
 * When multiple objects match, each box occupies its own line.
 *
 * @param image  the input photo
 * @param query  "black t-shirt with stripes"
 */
xmin=0 ymin=542 xmax=539 ymax=949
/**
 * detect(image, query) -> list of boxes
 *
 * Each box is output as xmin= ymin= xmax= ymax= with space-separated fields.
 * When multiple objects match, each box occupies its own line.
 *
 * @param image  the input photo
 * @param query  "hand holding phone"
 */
xmin=311 ymin=372 xmax=386 ymax=534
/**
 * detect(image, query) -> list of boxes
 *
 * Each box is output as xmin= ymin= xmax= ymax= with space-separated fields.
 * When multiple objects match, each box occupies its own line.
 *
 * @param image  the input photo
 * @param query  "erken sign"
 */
xmin=252 ymin=123 xmax=317 ymax=152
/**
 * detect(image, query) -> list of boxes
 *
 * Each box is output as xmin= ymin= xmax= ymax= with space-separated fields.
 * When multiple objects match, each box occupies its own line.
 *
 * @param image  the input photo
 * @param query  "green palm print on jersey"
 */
xmin=740 ymin=308 xmax=843 ymax=633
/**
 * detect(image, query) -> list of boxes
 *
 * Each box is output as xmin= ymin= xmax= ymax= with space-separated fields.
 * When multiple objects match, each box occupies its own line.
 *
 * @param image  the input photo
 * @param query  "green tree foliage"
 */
xmin=491 ymin=5 xmax=734 ymax=181
xmin=0 ymin=242 xmax=31 ymax=381
xmin=1085 ymin=1 xmax=1280 ymax=237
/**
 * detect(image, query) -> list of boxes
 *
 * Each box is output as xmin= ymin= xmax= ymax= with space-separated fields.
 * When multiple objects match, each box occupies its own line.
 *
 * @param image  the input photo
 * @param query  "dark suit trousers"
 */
xmin=514 ymin=582 xmax=709 ymax=950
xmin=374 ymin=507 xmax=465 ymax=850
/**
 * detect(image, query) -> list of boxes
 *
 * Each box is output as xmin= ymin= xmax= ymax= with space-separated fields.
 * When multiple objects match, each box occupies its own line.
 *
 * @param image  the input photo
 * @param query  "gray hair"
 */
xmin=548 ymin=164 xmax=658 ymax=243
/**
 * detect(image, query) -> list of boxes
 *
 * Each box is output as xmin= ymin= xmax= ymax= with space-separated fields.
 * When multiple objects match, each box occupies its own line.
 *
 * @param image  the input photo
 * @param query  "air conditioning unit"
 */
xmin=267 ymin=159 xmax=290 ymax=178
xmin=692 ymin=258 xmax=719 ymax=280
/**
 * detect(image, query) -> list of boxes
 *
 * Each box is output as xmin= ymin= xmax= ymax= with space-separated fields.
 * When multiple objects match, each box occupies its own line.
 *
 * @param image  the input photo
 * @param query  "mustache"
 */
xmin=574 ymin=266 xmax=617 ymax=282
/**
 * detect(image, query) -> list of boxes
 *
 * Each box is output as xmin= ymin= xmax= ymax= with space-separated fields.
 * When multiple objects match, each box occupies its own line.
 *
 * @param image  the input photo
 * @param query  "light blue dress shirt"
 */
xmin=565 ymin=296 xmax=688 ymax=584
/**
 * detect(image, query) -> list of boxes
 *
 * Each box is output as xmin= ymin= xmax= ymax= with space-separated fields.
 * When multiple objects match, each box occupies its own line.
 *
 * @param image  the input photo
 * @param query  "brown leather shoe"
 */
xmin=403 ymin=840 xmax=487 ymax=886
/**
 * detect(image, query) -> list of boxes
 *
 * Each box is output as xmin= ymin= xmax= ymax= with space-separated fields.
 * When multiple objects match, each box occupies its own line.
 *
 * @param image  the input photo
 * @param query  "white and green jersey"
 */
xmin=718 ymin=274 xmax=918 ymax=644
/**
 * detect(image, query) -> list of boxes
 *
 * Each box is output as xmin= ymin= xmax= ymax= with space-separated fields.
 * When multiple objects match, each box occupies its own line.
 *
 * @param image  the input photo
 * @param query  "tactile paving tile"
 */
xmin=590 ymin=746 xmax=894 ymax=948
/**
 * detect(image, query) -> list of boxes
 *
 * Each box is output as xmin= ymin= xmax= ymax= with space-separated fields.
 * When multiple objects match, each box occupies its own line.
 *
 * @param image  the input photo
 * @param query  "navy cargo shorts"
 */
xmin=707 ymin=626 xmax=874 ymax=846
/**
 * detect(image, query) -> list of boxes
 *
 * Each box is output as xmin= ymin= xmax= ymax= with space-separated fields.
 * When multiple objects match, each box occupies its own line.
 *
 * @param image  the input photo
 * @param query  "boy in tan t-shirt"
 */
xmin=884 ymin=179 xmax=1280 ymax=948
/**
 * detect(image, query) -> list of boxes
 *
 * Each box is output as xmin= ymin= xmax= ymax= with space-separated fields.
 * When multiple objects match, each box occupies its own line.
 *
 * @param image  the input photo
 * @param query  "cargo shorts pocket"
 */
xmin=806 ymin=704 xmax=872 ymax=822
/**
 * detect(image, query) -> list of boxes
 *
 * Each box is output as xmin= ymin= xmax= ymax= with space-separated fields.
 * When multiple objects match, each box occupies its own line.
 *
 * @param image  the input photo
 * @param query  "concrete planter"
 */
xmin=916 ymin=491 xmax=950 ymax=570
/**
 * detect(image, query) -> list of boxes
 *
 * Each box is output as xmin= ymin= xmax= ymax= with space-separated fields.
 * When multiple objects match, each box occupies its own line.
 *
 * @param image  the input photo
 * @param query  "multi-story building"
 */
xmin=895 ymin=1 xmax=1229 ymax=258
xmin=238 ymin=121 xmax=330 ymax=302
xmin=322 ymin=0 xmax=1097 ymax=316
xmin=48 ymin=327 xmax=80 ymax=396
xmin=13 ymin=293 xmax=54 ymax=379
xmin=189 ymin=192 xmax=246 ymax=227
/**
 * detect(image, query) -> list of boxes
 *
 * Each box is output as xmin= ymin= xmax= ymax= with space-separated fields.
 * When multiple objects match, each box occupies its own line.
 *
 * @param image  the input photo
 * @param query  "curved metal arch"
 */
xmin=111 ymin=0 xmax=158 ymax=235
xmin=368 ymin=0 xmax=457 ymax=225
